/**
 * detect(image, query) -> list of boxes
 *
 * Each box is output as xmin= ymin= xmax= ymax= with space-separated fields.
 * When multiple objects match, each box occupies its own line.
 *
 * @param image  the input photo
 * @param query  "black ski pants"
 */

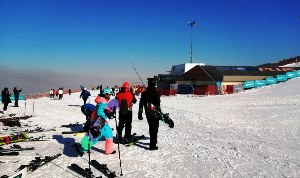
xmin=14 ymin=98 xmax=19 ymax=107
xmin=83 ymin=98 xmax=87 ymax=105
xmin=3 ymin=102 xmax=9 ymax=111
xmin=147 ymin=116 xmax=159 ymax=148
xmin=117 ymin=111 xmax=133 ymax=139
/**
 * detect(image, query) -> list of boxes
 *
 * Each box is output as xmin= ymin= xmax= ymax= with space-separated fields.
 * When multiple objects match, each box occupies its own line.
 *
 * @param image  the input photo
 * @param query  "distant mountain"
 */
xmin=0 ymin=67 xmax=137 ymax=95
xmin=258 ymin=56 xmax=300 ymax=67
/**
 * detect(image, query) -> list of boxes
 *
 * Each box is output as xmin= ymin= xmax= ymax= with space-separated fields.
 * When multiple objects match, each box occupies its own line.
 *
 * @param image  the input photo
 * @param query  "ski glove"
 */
xmin=138 ymin=112 xmax=143 ymax=120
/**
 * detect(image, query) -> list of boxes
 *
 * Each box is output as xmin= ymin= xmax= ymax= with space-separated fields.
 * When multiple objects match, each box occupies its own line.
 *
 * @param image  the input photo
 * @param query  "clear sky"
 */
xmin=0 ymin=0 xmax=300 ymax=90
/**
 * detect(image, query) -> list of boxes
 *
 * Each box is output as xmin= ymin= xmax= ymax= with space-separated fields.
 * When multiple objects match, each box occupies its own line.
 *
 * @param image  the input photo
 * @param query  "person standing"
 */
xmin=58 ymin=88 xmax=63 ymax=100
xmin=13 ymin=87 xmax=22 ymax=107
xmin=1 ymin=87 xmax=11 ymax=112
xmin=80 ymin=88 xmax=91 ymax=105
xmin=99 ymin=85 xmax=103 ymax=94
xmin=68 ymin=89 xmax=72 ymax=95
xmin=115 ymin=82 xmax=137 ymax=143
xmin=138 ymin=78 xmax=161 ymax=150
xmin=49 ymin=89 xmax=54 ymax=98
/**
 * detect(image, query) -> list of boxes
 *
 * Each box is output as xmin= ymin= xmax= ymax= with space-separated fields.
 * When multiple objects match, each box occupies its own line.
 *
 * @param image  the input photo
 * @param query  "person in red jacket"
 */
xmin=115 ymin=81 xmax=137 ymax=143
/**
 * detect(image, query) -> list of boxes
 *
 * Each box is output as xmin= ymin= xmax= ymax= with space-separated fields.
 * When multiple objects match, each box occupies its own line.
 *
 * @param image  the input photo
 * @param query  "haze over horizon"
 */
xmin=1 ymin=0 xmax=299 ymax=94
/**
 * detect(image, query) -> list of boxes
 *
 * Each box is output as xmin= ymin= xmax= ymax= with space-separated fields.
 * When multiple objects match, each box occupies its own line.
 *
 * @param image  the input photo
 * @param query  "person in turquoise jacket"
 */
xmin=81 ymin=88 xmax=115 ymax=155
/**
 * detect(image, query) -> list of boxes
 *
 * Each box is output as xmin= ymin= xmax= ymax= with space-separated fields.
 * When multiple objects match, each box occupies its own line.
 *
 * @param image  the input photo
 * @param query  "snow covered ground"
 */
xmin=0 ymin=78 xmax=300 ymax=178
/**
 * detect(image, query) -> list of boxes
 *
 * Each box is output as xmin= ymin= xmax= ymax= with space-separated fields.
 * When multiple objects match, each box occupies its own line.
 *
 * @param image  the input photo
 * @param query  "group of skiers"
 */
xmin=49 ymin=88 xmax=64 ymax=100
xmin=1 ymin=87 xmax=22 ymax=112
xmin=80 ymin=78 xmax=161 ymax=155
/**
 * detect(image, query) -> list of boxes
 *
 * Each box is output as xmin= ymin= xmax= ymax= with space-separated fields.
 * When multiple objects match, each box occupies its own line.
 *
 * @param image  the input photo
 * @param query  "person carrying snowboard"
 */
xmin=138 ymin=78 xmax=161 ymax=150
xmin=115 ymin=81 xmax=137 ymax=144
xmin=81 ymin=88 xmax=115 ymax=155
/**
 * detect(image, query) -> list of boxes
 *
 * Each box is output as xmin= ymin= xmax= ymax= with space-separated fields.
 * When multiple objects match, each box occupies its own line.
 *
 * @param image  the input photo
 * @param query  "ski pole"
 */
xmin=132 ymin=62 xmax=145 ymax=86
xmin=33 ymin=100 xmax=35 ymax=116
xmin=86 ymin=108 xmax=92 ymax=178
xmin=113 ymin=107 xmax=123 ymax=176
xmin=24 ymin=97 xmax=27 ymax=116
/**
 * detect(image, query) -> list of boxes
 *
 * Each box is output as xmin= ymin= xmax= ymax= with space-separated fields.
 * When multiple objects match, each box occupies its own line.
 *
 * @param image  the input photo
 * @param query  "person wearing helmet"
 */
xmin=115 ymin=82 xmax=137 ymax=144
xmin=138 ymin=78 xmax=160 ymax=150
xmin=81 ymin=88 xmax=115 ymax=155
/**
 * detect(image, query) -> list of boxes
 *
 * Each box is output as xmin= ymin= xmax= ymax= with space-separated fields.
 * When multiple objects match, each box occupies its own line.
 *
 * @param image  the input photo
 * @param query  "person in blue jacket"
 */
xmin=80 ymin=88 xmax=91 ymax=105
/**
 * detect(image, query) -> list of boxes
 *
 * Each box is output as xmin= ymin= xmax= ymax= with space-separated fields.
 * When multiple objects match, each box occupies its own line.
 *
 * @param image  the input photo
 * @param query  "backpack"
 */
xmin=119 ymin=99 xmax=129 ymax=115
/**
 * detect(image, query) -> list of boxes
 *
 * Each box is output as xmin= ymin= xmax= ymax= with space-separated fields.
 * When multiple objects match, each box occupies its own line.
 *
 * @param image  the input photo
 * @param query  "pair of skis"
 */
xmin=0 ymin=133 xmax=30 ymax=145
xmin=22 ymin=127 xmax=56 ymax=133
xmin=1 ymin=154 xmax=62 ymax=177
xmin=1 ymin=134 xmax=52 ymax=146
xmin=122 ymin=134 xmax=145 ymax=147
xmin=0 ymin=144 xmax=35 ymax=156
xmin=70 ymin=160 xmax=117 ymax=178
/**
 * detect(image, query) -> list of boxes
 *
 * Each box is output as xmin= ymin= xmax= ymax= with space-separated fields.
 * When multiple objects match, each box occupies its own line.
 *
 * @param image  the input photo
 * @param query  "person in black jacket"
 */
xmin=13 ymin=87 xmax=22 ymax=107
xmin=2 ymin=87 xmax=11 ymax=111
xmin=138 ymin=78 xmax=160 ymax=150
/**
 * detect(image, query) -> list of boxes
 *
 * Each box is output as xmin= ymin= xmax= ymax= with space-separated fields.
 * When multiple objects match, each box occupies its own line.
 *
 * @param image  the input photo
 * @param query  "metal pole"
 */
xmin=188 ymin=21 xmax=196 ymax=63
xmin=113 ymin=107 xmax=123 ymax=176
xmin=24 ymin=99 xmax=26 ymax=116
xmin=190 ymin=25 xmax=193 ymax=63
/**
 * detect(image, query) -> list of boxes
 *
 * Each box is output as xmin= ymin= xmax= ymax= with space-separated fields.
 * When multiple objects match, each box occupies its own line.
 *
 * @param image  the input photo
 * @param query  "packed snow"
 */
xmin=0 ymin=78 xmax=300 ymax=178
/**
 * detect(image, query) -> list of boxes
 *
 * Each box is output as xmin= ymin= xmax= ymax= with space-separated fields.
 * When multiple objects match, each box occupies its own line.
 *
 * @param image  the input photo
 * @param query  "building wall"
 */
xmin=223 ymin=75 xmax=273 ymax=82
xmin=170 ymin=63 xmax=205 ymax=76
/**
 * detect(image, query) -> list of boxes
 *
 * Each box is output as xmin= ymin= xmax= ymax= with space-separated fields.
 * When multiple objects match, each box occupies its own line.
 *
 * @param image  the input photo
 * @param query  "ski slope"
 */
xmin=0 ymin=78 xmax=300 ymax=178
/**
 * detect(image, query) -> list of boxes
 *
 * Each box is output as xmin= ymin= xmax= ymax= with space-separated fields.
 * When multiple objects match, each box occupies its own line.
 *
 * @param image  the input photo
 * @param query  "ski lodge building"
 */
xmin=156 ymin=63 xmax=300 ymax=95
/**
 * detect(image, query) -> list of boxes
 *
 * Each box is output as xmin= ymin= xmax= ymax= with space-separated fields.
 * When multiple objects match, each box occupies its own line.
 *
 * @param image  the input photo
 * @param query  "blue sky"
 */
xmin=0 ymin=0 xmax=300 ymax=90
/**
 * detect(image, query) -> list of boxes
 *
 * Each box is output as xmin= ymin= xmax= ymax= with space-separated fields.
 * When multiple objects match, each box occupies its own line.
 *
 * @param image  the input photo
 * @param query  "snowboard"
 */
xmin=147 ymin=104 xmax=174 ymax=128
xmin=105 ymin=99 xmax=119 ymax=112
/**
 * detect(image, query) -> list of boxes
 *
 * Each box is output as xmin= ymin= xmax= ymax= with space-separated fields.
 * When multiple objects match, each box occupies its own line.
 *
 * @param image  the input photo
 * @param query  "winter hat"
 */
xmin=147 ymin=78 xmax=156 ymax=87
xmin=103 ymin=88 xmax=113 ymax=95
xmin=123 ymin=82 xmax=130 ymax=88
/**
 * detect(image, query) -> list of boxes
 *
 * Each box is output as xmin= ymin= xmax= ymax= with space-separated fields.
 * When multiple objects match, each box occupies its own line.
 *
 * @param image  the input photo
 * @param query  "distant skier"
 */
xmin=1 ymin=87 xmax=11 ymax=112
xmin=13 ymin=87 xmax=22 ymax=107
xmin=58 ymin=88 xmax=63 ymax=100
xmin=79 ymin=88 xmax=91 ymax=105
xmin=138 ymin=78 xmax=161 ymax=150
xmin=49 ymin=89 xmax=54 ymax=98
